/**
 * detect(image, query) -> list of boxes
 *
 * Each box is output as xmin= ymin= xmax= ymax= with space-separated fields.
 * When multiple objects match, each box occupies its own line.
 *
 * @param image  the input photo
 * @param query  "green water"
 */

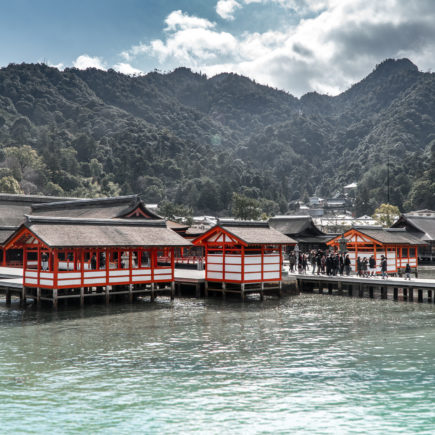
xmin=1 ymin=294 xmax=435 ymax=434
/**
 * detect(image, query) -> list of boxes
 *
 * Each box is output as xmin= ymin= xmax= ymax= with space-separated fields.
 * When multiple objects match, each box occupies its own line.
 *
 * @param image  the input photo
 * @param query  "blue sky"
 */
xmin=1 ymin=0 xmax=435 ymax=96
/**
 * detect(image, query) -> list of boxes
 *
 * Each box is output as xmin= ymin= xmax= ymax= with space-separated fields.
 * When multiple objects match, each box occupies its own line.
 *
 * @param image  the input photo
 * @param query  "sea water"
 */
xmin=1 ymin=294 xmax=435 ymax=434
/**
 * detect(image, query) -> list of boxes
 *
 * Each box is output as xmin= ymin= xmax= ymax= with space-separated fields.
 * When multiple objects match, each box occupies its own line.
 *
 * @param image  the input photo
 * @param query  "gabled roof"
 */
xmin=5 ymin=216 xmax=191 ymax=249
xmin=0 ymin=193 xmax=79 ymax=243
xmin=268 ymin=215 xmax=325 ymax=236
xmin=392 ymin=214 xmax=435 ymax=241
xmin=329 ymin=226 xmax=427 ymax=246
xmin=193 ymin=221 xmax=296 ymax=246
xmin=31 ymin=195 xmax=161 ymax=220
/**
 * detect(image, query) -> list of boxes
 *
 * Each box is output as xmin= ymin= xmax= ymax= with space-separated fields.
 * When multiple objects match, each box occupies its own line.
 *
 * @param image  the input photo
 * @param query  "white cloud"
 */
xmin=216 ymin=0 xmax=242 ymax=20
xmin=73 ymin=54 xmax=106 ymax=70
xmin=113 ymin=62 xmax=143 ymax=75
xmin=49 ymin=62 xmax=64 ymax=70
xmin=119 ymin=1 xmax=435 ymax=96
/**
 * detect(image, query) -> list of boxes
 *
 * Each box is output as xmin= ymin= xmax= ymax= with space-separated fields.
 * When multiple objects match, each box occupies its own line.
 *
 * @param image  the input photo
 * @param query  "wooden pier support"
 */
xmin=53 ymin=288 xmax=58 ymax=309
xmin=241 ymin=283 xmax=245 ymax=301
xmin=260 ymin=282 xmax=264 ymax=301
xmin=36 ymin=287 xmax=41 ymax=305
xmin=428 ymin=290 xmax=432 ymax=303
xmin=150 ymin=283 xmax=155 ymax=302
xmin=409 ymin=288 xmax=414 ymax=301
xmin=105 ymin=286 xmax=110 ymax=305
xmin=393 ymin=287 xmax=398 ymax=301
xmin=358 ymin=284 xmax=364 ymax=298
xmin=403 ymin=288 xmax=408 ymax=300
xmin=195 ymin=282 xmax=201 ymax=298
xmin=418 ymin=289 xmax=423 ymax=303
xmin=348 ymin=284 xmax=353 ymax=297
xmin=80 ymin=287 xmax=84 ymax=307
xmin=381 ymin=286 xmax=387 ymax=300
xmin=171 ymin=282 xmax=175 ymax=301
xmin=369 ymin=286 xmax=374 ymax=299
xmin=328 ymin=283 xmax=332 ymax=295
xmin=222 ymin=282 xmax=226 ymax=299
xmin=337 ymin=281 xmax=343 ymax=296
xmin=319 ymin=282 xmax=323 ymax=294
xmin=204 ymin=281 xmax=209 ymax=298
xmin=129 ymin=284 xmax=133 ymax=303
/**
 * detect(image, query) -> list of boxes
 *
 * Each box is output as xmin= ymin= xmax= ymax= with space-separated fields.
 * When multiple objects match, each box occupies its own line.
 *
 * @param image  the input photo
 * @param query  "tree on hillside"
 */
xmin=231 ymin=192 xmax=261 ymax=220
xmin=372 ymin=203 xmax=400 ymax=227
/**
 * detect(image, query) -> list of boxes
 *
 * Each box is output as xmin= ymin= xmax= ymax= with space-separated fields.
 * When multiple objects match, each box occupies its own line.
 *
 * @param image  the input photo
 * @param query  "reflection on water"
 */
xmin=1 ymin=294 xmax=435 ymax=433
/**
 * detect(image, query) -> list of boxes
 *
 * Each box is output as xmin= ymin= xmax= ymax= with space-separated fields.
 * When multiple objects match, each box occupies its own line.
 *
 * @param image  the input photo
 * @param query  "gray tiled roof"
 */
xmin=355 ymin=227 xmax=427 ymax=245
xmin=18 ymin=216 xmax=191 ymax=248
xmin=268 ymin=215 xmax=324 ymax=236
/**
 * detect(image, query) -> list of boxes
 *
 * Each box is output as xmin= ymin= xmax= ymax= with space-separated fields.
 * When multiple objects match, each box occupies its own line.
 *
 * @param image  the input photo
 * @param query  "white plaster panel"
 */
xmin=208 ymin=255 xmax=223 ymax=263
xmin=225 ymin=264 xmax=241 ymax=272
xmin=155 ymin=268 xmax=172 ymax=275
xmin=207 ymin=264 xmax=223 ymax=271
xmin=59 ymin=272 xmax=81 ymax=279
xmin=109 ymin=276 xmax=129 ymax=283
xmin=225 ymin=256 xmax=241 ymax=265
xmin=40 ymin=279 xmax=53 ymax=286
xmin=225 ymin=272 xmax=241 ymax=280
xmin=84 ymin=271 xmax=106 ymax=278
xmin=40 ymin=272 xmax=53 ymax=279
xmin=264 ymin=264 xmax=280 ymax=272
xmin=246 ymin=272 xmax=261 ymax=280
xmin=244 ymin=256 xmax=262 ymax=264
xmin=59 ymin=279 xmax=81 ymax=286
xmin=132 ymin=269 xmax=151 ymax=276
xmin=25 ymin=278 xmax=38 ymax=285
xmin=244 ymin=264 xmax=261 ymax=273
xmin=154 ymin=275 xmax=172 ymax=281
xmin=264 ymin=255 xmax=280 ymax=264
xmin=132 ymin=276 xmax=152 ymax=282
xmin=208 ymin=272 xmax=223 ymax=279
xmin=25 ymin=271 xmax=38 ymax=278
xmin=264 ymin=272 xmax=280 ymax=280
xmin=109 ymin=270 xmax=130 ymax=277
xmin=84 ymin=278 xmax=106 ymax=285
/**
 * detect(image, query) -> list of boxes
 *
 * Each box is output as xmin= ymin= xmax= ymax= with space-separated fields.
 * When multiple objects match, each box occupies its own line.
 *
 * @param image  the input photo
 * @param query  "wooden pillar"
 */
xmin=195 ymin=282 xmax=201 ymax=298
xmin=6 ymin=289 xmax=11 ymax=306
xmin=418 ymin=288 xmax=423 ymax=303
xmin=428 ymin=289 xmax=432 ymax=303
xmin=21 ymin=285 xmax=26 ymax=306
xmin=319 ymin=282 xmax=323 ymax=294
xmin=369 ymin=286 xmax=374 ymax=298
xmin=80 ymin=287 xmax=84 ymax=307
xmin=393 ymin=287 xmax=398 ymax=301
xmin=348 ymin=284 xmax=353 ymax=297
xmin=358 ymin=284 xmax=363 ymax=298
xmin=222 ymin=282 xmax=226 ymax=299
xmin=338 ymin=280 xmax=343 ymax=295
xmin=36 ymin=287 xmax=41 ymax=305
xmin=53 ymin=288 xmax=58 ymax=309
xmin=105 ymin=286 xmax=109 ymax=305
xmin=150 ymin=283 xmax=155 ymax=302
xmin=240 ymin=283 xmax=245 ymax=301
xmin=260 ymin=282 xmax=264 ymax=301
xmin=328 ymin=283 xmax=332 ymax=294
xmin=170 ymin=282 xmax=175 ymax=301
xmin=129 ymin=284 xmax=133 ymax=303
xmin=381 ymin=286 xmax=387 ymax=299
xmin=409 ymin=287 xmax=414 ymax=301
xmin=403 ymin=287 xmax=408 ymax=300
xmin=204 ymin=281 xmax=209 ymax=298
xmin=279 ymin=280 xmax=282 ymax=297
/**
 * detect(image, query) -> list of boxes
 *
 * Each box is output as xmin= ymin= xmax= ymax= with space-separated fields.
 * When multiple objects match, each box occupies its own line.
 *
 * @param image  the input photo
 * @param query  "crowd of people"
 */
xmin=288 ymin=249 xmax=397 ymax=279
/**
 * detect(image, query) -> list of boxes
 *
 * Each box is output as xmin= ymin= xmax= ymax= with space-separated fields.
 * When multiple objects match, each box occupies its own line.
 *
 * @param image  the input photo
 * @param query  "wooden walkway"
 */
xmin=292 ymin=272 xmax=435 ymax=302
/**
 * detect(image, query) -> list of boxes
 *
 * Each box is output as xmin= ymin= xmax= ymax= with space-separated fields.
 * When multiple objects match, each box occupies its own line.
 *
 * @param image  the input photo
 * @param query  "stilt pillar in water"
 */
xmin=319 ymin=282 xmax=323 ymax=294
xmin=105 ymin=286 xmax=110 ymax=305
xmin=195 ymin=283 xmax=201 ymax=298
xmin=80 ymin=287 xmax=84 ymax=307
xmin=393 ymin=287 xmax=398 ymax=301
xmin=6 ymin=289 xmax=11 ymax=306
xmin=241 ymin=283 xmax=245 ymax=301
xmin=129 ymin=284 xmax=133 ymax=303
xmin=222 ymin=282 xmax=226 ymax=299
xmin=150 ymin=283 xmax=155 ymax=302
xmin=338 ymin=281 xmax=343 ymax=295
xmin=403 ymin=287 xmax=408 ymax=300
xmin=428 ymin=289 xmax=432 ymax=303
xmin=381 ymin=286 xmax=387 ymax=300
xmin=260 ymin=282 xmax=264 ymax=301
xmin=53 ymin=288 xmax=58 ymax=309
xmin=170 ymin=282 xmax=175 ymax=301
xmin=177 ymin=283 xmax=181 ymax=298
xmin=21 ymin=286 xmax=27 ymax=307
xmin=278 ymin=281 xmax=282 ymax=297
xmin=36 ymin=287 xmax=41 ymax=305
xmin=409 ymin=288 xmax=414 ymax=301
xmin=418 ymin=289 xmax=423 ymax=303
xmin=358 ymin=284 xmax=364 ymax=298
xmin=369 ymin=286 xmax=374 ymax=299
xmin=348 ymin=284 xmax=353 ymax=297
xmin=204 ymin=281 xmax=209 ymax=298
xmin=328 ymin=283 xmax=332 ymax=295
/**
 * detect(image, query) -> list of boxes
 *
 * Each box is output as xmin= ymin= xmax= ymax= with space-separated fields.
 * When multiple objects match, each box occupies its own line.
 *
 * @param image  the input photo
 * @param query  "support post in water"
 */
xmin=393 ymin=287 xmax=398 ymax=301
xmin=369 ymin=286 xmax=374 ymax=299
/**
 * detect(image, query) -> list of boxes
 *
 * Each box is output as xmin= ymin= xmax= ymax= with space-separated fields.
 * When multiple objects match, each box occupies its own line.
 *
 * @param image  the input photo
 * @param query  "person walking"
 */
xmin=316 ymin=252 xmax=322 ymax=275
xmin=369 ymin=255 xmax=376 ymax=277
xmin=311 ymin=252 xmax=316 ymax=275
xmin=289 ymin=253 xmax=296 ymax=273
xmin=344 ymin=254 xmax=351 ymax=276
xmin=357 ymin=256 xmax=362 ymax=277
xmin=381 ymin=255 xmax=388 ymax=279
xmin=404 ymin=263 xmax=412 ymax=280
xmin=362 ymin=257 xmax=368 ymax=277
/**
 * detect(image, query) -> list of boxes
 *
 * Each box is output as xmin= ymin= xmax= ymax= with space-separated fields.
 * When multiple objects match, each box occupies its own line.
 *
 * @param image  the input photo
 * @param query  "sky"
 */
xmin=1 ymin=0 xmax=435 ymax=96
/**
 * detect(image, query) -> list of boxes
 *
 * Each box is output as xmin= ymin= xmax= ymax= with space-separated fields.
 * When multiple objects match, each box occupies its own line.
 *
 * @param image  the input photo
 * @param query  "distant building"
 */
xmin=391 ymin=210 xmax=435 ymax=261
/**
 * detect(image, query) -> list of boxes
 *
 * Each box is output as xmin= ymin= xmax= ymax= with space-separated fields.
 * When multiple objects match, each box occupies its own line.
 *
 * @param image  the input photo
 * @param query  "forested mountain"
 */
xmin=0 ymin=58 xmax=434 ymax=216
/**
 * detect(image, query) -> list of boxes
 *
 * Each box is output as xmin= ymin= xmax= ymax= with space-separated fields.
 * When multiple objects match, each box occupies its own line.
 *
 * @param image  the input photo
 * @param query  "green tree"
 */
xmin=372 ymin=203 xmax=400 ymax=227
xmin=0 ymin=176 xmax=23 ymax=194
xmin=231 ymin=192 xmax=261 ymax=220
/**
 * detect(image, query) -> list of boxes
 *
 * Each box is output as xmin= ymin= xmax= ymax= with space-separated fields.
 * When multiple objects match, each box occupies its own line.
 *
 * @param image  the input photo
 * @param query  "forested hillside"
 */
xmin=0 ymin=58 xmax=434 ymax=215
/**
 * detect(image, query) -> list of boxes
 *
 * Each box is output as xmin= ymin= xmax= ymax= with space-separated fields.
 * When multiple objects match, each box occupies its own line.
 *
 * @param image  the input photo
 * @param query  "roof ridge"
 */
xmin=25 ymin=215 xmax=166 ymax=227
xmin=31 ymin=195 xmax=140 ymax=210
